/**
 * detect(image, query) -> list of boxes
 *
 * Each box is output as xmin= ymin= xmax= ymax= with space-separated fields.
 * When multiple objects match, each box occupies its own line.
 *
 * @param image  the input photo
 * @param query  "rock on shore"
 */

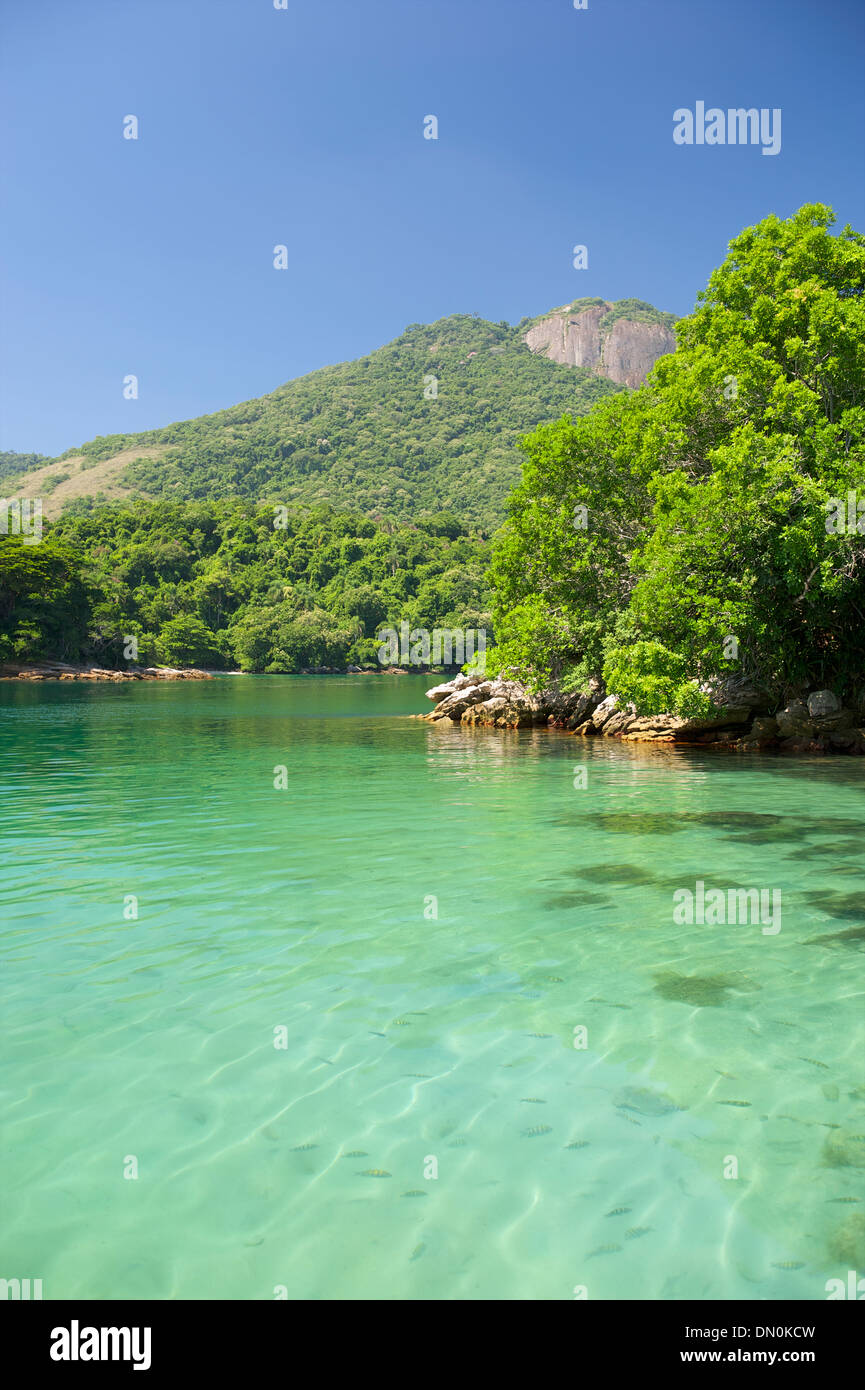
xmin=419 ymin=676 xmax=865 ymax=755
xmin=1 ymin=662 xmax=212 ymax=682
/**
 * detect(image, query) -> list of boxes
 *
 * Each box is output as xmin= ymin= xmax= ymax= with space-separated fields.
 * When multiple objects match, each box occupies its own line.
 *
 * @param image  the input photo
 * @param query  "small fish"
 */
xmin=291 ymin=1143 xmax=319 ymax=1151
xmin=401 ymin=1190 xmax=428 ymax=1198
xmin=391 ymin=1018 xmax=411 ymax=1027
xmin=616 ymin=1112 xmax=642 ymax=1126
xmin=520 ymin=1097 xmax=546 ymax=1104
xmin=358 ymin=1168 xmax=391 ymax=1178
xmin=369 ymin=1031 xmax=386 ymax=1037
xmin=410 ymin=1243 xmax=426 ymax=1263
xmin=243 ymin=1236 xmax=265 ymax=1247
xmin=314 ymin=1056 xmax=334 ymax=1066
xmin=715 ymin=1070 xmax=737 ymax=1080
xmin=342 ymin=1150 xmax=368 ymax=1158
xmin=717 ymin=1100 xmax=752 ymax=1107
xmin=405 ymin=1073 xmax=431 ymax=1078
xmin=848 ymin=1135 xmax=865 ymax=1143
xmin=545 ymin=976 xmax=565 ymax=983
xmin=605 ymin=1206 xmax=633 ymax=1217
xmin=587 ymin=1244 xmax=622 ymax=1258
xmin=625 ymin=1226 xmax=652 ymax=1240
xmin=407 ymin=1011 xmax=429 ymax=1016
xmin=521 ymin=1124 xmax=553 ymax=1137
xmin=447 ymin=1136 xmax=468 ymax=1147
xmin=565 ymin=1141 xmax=590 ymax=1150
xmin=526 ymin=1033 xmax=553 ymax=1038
xmin=799 ymin=1057 xmax=829 ymax=1069
xmin=771 ymin=1260 xmax=806 ymax=1270
xmin=826 ymin=1197 xmax=862 ymax=1204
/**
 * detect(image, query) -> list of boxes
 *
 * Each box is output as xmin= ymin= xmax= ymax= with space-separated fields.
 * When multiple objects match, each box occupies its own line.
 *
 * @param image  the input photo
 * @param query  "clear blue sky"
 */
xmin=1 ymin=0 xmax=863 ymax=457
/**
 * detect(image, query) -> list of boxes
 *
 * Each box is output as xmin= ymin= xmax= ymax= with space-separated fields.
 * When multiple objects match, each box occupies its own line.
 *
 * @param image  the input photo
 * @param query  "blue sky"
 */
xmin=1 ymin=0 xmax=863 ymax=457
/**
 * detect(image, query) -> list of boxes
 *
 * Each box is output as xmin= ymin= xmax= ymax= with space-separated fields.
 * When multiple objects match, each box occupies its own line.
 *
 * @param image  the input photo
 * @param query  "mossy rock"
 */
xmin=823 ymin=1129 xmax=865 ymax=1169
xmin=827 ymin=1212 xmax=865 ymax=1266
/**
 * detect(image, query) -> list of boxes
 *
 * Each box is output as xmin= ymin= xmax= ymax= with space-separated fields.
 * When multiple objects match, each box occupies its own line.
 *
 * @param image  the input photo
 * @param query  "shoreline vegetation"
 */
xmin=0 ymin=503 xmax=492 ymax=676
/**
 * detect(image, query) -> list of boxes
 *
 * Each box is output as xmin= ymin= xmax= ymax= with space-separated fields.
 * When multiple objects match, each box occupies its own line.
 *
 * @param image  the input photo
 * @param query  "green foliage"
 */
xmin=230 ymin=604 xmax=360 ymax=674
xmin=488 ymin=388 xmax=656 ymax=690
xmin=491 ymin=205 xmax=865 ymax=713
xmin=601 ymin=640 xmax=711 ymax=718
xmin=0 ymin=534 xmax=90 ymax=663
xmin=41 ymin=471 xmax=71 ymax=494
xmin=1 ymin=500 xmax=492 ymax=673
xmin=155 ymin=615 xmax=223 ymax=668
xmin=597 ymin=299 xmax=678 ymax=334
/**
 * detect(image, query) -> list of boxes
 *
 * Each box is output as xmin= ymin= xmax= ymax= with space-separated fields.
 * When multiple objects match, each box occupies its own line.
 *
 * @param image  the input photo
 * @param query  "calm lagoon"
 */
xmin=1 ymin=676 xmax=863 ymax=1299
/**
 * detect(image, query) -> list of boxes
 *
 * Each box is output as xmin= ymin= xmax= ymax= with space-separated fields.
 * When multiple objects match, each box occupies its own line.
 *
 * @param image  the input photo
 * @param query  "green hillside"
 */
xmin=55 ymin=315 xmax=627 ymax=530
xmin=0 ymin=451 xmax=50 ymax=485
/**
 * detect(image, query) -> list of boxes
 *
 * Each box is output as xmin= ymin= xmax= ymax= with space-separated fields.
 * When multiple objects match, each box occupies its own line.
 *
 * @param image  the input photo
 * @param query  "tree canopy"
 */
xmin=488 ymin=205 xmax=865 ymax=713
xmin=0 ymin=501 xmax=492 ymax=673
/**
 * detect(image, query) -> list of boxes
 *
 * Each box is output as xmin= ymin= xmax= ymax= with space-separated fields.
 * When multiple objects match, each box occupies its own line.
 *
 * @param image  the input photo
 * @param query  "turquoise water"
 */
xmin=1 ymin=675 xmax=863 ymax=1301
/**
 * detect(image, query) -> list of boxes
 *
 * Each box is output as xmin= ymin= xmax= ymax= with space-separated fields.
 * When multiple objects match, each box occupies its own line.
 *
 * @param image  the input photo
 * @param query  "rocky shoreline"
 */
xmin=0 ymin=662 xmax=430 ymax=681
xmin=0 ymin=662 xmax=213 ymax=682
xmin=417 ymin=675 xmax=865 ymax=756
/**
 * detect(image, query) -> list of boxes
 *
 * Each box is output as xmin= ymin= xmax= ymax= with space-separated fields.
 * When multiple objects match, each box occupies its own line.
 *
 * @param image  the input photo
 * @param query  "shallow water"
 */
xmin=1 ymin=675 xmax=863 ymax=1300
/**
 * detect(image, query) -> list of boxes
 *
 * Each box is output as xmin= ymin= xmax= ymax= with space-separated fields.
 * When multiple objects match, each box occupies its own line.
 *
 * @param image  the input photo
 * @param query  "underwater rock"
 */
xmin=693 ymin=811 xmax=784 ymax=829
xmin=574 ymin=864 xmax=656 ymax=885
xmin=806 ymin=923 xmax=865 ymax=946
xmin=827 ymin=1212 xmax=865 ymax=1266
xmin=585 ymin=812 xmax=683 ymax=835
xmin=543 ymin=890 xmax=611 ymax=908
xmin=823 ymin=1130 xmax=865 ymax=1169
xmin=652 ymin=971 xmax=759 ymax=1007
xmin=615 ymin=1085 xmax=682 ymax=1116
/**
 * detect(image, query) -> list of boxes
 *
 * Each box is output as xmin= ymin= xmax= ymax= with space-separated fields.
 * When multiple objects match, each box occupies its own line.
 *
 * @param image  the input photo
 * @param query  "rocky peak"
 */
xmin=524 ymin=298 xmax=677 ymax=388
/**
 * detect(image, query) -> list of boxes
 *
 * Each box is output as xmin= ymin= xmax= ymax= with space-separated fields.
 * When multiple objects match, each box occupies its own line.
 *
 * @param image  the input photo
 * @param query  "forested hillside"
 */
xmin=6 ymin=310 xmax=670 ymax=528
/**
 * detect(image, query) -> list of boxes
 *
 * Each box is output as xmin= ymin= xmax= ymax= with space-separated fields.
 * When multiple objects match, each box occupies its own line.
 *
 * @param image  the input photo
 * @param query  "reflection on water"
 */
xmin=0 ymin=676 xmax=863 ymax=1299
